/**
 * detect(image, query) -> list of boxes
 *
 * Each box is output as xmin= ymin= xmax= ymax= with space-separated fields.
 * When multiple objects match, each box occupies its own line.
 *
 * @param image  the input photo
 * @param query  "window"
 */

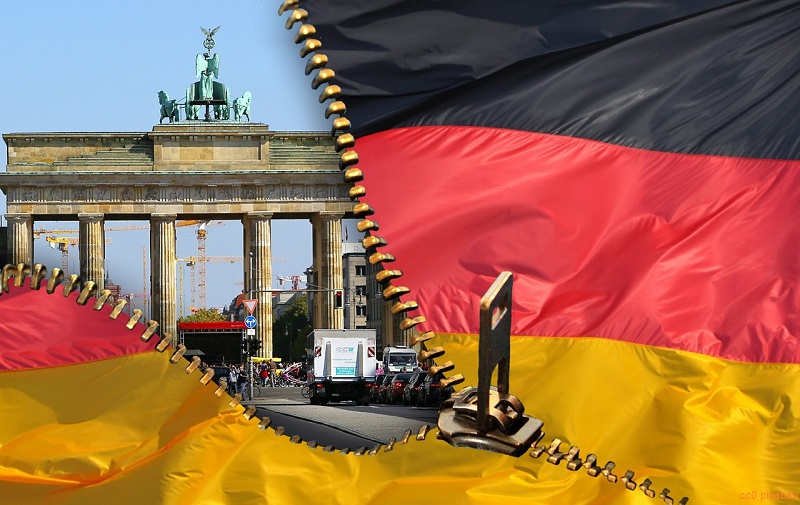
xmin=355 ymin=265 xmax=366 ymax=276
xmin=355 ymin=285 xmax=366 ymax=296
xmin=356 ymin=305 xmax=367 ymax=316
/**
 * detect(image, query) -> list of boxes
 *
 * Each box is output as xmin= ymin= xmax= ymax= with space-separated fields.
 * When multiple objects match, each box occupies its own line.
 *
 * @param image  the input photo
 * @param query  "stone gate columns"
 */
xmin=312 ymin=212 xmax=344 ymax=329
xmin=5 ymin=213 xmax=33 ymax=267
xmin=150 ymin=214 xmax=177 ymax=340
xmin=243 ymin=212 xmax=273 ymax=358
xmin=78 ymin=213 xmax=105 ymax=289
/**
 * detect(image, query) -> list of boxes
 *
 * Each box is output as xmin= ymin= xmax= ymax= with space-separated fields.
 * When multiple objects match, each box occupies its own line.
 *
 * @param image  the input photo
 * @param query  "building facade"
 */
xmin=342 ymin=241 xmax=367 ymax=329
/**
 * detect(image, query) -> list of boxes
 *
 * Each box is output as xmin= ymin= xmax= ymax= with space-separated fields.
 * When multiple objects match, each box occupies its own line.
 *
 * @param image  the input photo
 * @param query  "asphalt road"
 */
xmin=243 ymin=385 xmax=439 ymax=450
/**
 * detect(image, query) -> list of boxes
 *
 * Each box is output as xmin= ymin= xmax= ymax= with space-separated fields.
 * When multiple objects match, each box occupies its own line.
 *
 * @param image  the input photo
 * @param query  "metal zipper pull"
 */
xmin=438 ymin=272 xmax=544 ymax=457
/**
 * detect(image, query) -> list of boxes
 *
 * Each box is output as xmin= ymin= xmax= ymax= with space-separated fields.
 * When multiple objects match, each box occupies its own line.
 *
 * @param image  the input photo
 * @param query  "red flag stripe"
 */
xmin=0 ymin=279 xmax=159 ymax=371
xmin=361 ymin=125 xmax=800 ymax=364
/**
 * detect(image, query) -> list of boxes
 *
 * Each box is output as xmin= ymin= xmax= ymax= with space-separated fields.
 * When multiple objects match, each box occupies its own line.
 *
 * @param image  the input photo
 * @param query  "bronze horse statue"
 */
xmin=158 ymin=91 xmax=180 ymax=123
xmin=233 ymin=91 xmax=252 ymax=122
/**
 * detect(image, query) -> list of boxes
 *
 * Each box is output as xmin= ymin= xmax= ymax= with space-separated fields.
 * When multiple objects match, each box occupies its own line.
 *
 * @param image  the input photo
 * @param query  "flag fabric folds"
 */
xmin=1 ymin=277 xmax=729 ymax=505
xmin=2 ymin=1 xmax=800 ymax=503
xmin=298 ymin=0 xmax=800 ymax=502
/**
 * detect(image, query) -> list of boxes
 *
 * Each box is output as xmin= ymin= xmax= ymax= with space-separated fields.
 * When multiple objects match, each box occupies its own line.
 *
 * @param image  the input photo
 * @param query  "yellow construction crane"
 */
xmin=38 ymin=221 xmax=286 ymax=311
xmin=177 ymin=255 xmax=252 ymax=310
xmin=45 ymin=236 xmax=112 ymax=273
xmin=34 ymin=220 xmax=224 ymax=300
xmin=32 ymin=220 xmax=223 ymax=237
xmin=34 ymin=228 xmax=81 ymax=238
xmin=174 ymin=220 xmax=224 ymax=308
xmin=45 ymin=237 xmax=72 ymax=272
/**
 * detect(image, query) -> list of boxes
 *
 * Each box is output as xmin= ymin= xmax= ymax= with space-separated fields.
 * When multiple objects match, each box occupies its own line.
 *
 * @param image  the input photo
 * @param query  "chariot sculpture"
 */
xmin=159 ymin=26 xmax=252 ymax=123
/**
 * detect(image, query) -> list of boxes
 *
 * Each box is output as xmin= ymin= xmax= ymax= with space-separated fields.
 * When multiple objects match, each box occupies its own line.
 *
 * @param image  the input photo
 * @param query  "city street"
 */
xmin=243 ymin=385 xmax=439 ymax=450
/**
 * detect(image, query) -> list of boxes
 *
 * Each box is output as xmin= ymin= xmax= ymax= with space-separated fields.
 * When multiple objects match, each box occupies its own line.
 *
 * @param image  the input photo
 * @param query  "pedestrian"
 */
xmin=260 ymin=365 xmax=269 ymax=386
xmin=237 ymin=366 xmax=249 ymax=401
xmin=267 ymin=359 xmax=277 ymax=387
xmin=228 ymin=365 xmax=238 ymax=396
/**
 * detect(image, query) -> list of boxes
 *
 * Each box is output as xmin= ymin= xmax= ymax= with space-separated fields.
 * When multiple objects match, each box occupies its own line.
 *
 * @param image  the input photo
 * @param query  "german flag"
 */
xmin=290 ymin=0 xmax=800 ymax=502
xmin=3 ymin=2 xmax=800 ymax=503
xmin=0 ymin=269 xmax=682 ymax=504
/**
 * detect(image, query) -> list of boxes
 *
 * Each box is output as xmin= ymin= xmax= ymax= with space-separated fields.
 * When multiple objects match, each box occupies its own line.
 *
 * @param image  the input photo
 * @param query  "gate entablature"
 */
xmin=3 ymin=124 xmax=349 ymax=218
xmin=2 ymin=123 xmax=351 ymax=356
xmin=4 ymin=124 xmax=340 ymax=173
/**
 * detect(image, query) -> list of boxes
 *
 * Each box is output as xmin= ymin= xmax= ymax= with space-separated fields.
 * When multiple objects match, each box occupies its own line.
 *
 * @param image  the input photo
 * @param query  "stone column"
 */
xmin=150 ymin=214 xmax=177 ymax=340
xmin=243 ymin=212 xmax=273 ymax=358
xmin=312 ymin=212 xmax=344 ymax=329
xmin=78 ymin=213 xmax=105 ymax=289
xmin=5 ymin=213 xmax=33 ymax=267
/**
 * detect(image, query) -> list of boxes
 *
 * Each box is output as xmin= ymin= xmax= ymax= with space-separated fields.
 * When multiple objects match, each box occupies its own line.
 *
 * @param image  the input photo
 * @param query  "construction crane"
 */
xmin=45 ymin=236 xmax=112 ymax=273
xmin=175 ymin=220 xmax=224 ymax=309
xmin=34 ymin=228 xmax=82 ymax=238
xmin=31 ymin=220 xmax=224 ymax=238
xmin=177 ymin=255 xmax=251 ymax=309
xmin=196 ymin=224 xmax=208 ymax=309
xmin=36 ymin=221 xmax=288 ymax=311
xmin=33 ymin=220 xmax=223 ymax=296
xmin=45 ymin=237 xmax=72 ymax=271
xmin=277 ymin=275 xmax=306 ymax=290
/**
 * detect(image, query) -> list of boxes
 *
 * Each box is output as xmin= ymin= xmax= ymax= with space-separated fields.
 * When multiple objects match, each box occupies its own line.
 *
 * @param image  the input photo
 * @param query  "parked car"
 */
xmin=376 ymin=374 xmax=395 ymax=403
xmin=419 ymin=371 xmax=453 ymax=407
xmin=371 ymin=373 xmax=387 ymax=402
xmin=402 ymin=369 xmax=427 ymax=405
xmin=386 ymin=372 xmax=413 ymax=404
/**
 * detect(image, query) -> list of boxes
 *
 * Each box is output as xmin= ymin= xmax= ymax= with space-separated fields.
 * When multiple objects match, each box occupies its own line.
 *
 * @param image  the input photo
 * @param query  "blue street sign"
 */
xmin=244 ymin=315 xmax=257 ymax=329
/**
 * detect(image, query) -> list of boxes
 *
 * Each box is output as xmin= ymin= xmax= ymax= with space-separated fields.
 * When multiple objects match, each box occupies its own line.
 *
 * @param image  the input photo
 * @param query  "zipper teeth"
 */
xmin=529 ymin=435 xmax=689 ymax=503
xmin=277 ymin=0 xmax=465 ymax=394
xmin=0 ymin=4 xmax=689 ymax=497
xmin=277 ymin=2 xmax=693 ymax=501
xmin=3 ymin=260 xmax=690 ymax=499
xmin=3 ymin=261 xmax=432 ymax=455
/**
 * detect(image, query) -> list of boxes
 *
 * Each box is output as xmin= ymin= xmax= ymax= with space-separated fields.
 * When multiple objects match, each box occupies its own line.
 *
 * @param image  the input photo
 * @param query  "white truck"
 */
xmin=305 ymin=329 xmax=377 ymax=405
xmin=381 ymin=345 xmax=419 ymax=373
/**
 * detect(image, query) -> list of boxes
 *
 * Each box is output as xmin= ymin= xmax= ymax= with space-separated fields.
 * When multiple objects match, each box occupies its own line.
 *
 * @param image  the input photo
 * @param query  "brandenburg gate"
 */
xmin=1 ymin=123 xmax=350 ymax=357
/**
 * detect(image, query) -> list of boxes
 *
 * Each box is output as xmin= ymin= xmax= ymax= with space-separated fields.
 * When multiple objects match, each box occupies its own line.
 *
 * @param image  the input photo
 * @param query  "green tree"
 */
xmin=178 ymin=309 xmax=226 ymax=323
xmin=273 ymin=295 xmax=312 ymax=362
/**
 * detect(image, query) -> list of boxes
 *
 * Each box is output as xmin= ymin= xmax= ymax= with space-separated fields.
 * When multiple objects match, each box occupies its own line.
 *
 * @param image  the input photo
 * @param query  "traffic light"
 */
xmin=249 ymin=337 xmax=262 ymax=354
xmin=334 ymin=289 xmax=343 ymax=309
xmin=241 ymin=337 xmax=248 ymax=354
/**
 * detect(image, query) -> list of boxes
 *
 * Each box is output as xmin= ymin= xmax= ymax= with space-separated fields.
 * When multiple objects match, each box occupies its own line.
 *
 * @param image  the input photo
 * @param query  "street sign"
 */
xmin=244 ymin=315 xmax=257 ymax=329
xmin=243 ymin=299 xmax=258 ymax=315
xmin=246 ymin=328 xmax=256 ymax=336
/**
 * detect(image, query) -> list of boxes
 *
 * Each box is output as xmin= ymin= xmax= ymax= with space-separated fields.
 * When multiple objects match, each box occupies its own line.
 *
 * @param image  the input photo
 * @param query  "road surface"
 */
xmin=244 ymin=385 xmax=439 ymax=450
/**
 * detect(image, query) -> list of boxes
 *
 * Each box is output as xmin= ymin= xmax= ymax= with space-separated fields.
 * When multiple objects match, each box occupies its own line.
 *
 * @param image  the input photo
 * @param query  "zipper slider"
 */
xmin=438 ymin=272 xmax=544 ymax=457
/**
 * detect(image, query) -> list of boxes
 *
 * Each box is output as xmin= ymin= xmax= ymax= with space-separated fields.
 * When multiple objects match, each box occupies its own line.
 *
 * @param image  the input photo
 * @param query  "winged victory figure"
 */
xmin=197 ymin=26 xmax=221 ymax=100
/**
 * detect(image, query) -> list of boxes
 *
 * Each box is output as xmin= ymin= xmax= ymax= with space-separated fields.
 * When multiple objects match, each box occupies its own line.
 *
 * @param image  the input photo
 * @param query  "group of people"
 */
xmin=219 ymin=360 xmax=289 ymax=399
xmin=257 ymin=359 xmax=280 ymax=387
xmin=199 ymin=360 xmax=305 ymax=401
xmin=227 ymin=364 xmax=252 ymax=400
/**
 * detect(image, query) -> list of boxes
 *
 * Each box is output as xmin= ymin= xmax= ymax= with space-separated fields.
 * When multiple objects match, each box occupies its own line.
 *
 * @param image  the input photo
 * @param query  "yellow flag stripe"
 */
xmin=0 ymin=337 xmax=797 ymax=504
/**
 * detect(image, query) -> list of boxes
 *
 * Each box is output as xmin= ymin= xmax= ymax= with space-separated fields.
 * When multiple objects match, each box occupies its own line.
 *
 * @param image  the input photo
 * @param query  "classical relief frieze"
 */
xmin=8 ymin=184 xmax=350 ymax=204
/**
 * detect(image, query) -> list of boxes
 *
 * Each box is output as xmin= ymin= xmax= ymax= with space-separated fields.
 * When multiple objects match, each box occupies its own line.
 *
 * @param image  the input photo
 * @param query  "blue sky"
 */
xmin=1 ymin=1 xmax=358 ymax=315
